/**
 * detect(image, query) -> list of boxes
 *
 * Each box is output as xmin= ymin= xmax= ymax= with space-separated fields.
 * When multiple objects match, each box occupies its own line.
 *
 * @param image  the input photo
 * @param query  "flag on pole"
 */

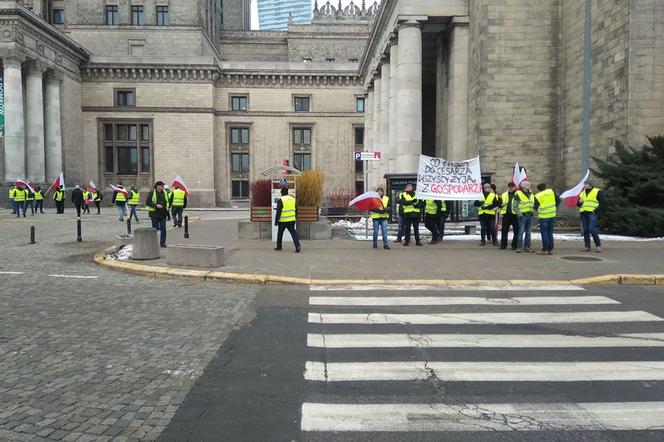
xmin=171 ymin=175 xmax=189 ymax=195
xmin=47 ymin=172 xmax=65 ymax=193
xmin=85 ymin=181 xmax=97 ymax=205
xmin=87 ymin=180 xmax=97 ymax=193
xmin=109 ymin=184 xmax=129 ymax=196
xmin=512 ymin=162 xmax=528 ymax=186
xmin=560 ymin=169 xmax=590 ymax=208
xmin=16 ymin=178 xmax=35 ymax=194
xmin=349 ymin=191 xmax=384 ymax=211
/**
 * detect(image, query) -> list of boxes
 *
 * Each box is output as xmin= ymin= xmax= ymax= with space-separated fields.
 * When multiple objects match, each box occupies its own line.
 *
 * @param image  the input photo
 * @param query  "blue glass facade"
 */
xmin=257 ymin=0 xmax=311 ymax=30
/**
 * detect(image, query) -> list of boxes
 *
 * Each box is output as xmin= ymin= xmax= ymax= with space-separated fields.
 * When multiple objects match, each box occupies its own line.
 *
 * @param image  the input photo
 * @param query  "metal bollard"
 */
xmin=77 ymin=218 xmax=82 ymax=242
xmin=30 ymin=225 xmax=35 ymax=244
xmin=127 ymin=218 xmax=132 ymax=235
xmin=184 ymin=215 xmax=190 ymax=239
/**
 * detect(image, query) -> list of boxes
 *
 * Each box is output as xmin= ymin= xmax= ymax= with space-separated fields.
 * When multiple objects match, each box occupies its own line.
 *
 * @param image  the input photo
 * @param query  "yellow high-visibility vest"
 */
xmin=370 ymin=196 xmax=390 ymax=219
xmin=579 ymin=188 xmax=600 ymax=213
xmin=535 ymin=188 xmax=557 ymax=219
xmin=424 ymin=199 xmax=439 ymax=215
xmin=14 ymin=189 xmax=27 ymax=202
xmin=515 ymin=190 xmax=534 ymax=214
xmin=9 ymin=188 xmax=16 ymax=200
xmin=171 ymin=189 xmax=186 ymax=207
xmin=279 ymin=195 xmax=296 ymax=222
xmin=400 ymin=192 xmax=419 ymax=214
xmin=478 ymin=192 xmax=498 ymax=215
xmin=53 ymin=190 xmax=64 ymax=201
xmin=115 ymin=191 xmax=127 ymax=202
xmin=128 ymin=190 xmax=140 ymax=206
xmin=34 ymin=190 xmax=43 ymax=200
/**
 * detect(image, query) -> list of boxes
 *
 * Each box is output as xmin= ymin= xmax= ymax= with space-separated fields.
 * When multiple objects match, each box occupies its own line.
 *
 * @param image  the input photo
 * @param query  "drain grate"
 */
xmin=560 ymin=255 xmax=603 ymax=262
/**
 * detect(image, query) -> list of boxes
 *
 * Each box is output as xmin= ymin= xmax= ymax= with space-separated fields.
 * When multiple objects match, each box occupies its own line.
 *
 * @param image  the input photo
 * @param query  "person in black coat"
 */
xmin=71 ymin=185 xmax=84 ymax=218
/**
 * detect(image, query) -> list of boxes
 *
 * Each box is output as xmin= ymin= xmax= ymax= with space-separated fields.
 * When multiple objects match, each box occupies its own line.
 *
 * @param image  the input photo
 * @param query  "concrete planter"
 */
xmin=238 ymin=221 xmax=272 ymax=240
xmin=115 ymin=234 xmax=133 ymax=247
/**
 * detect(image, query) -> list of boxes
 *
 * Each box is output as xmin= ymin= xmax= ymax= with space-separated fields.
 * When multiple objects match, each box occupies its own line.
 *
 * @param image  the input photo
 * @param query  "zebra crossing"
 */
xmin=300 ymin=285 xmax=664 ymax=436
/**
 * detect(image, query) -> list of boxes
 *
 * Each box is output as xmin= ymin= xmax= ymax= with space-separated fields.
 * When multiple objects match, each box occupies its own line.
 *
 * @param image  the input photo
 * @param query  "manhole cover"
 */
xmin=560 ymin=255 xmax=603 ymax=262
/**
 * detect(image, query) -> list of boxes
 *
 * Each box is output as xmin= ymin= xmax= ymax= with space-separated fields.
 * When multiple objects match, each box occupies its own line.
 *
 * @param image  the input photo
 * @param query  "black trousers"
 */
xmin=404 ymin=217 xmax=420 ymax=244
xmin=74 ymin=203 xmax=82 ymax=217
xmin=276 ymin=222 xmax=301 ymax=250
xmin=500 ymin=214 xmax=519 ymax=249
xmin=55 ymin=200 xmax=64 ymax=214
xmin=480 ymin=214 xmax=496 ymax=244
xmin=424 ymin=214 xmax=441 ymax=241
xmin=172 ymin=207 xmax=184 ymax=227
xmin=94 ymin=201 xmax=101 ymax=214
xmin=83 ymin=203 xmax=90 ymax=214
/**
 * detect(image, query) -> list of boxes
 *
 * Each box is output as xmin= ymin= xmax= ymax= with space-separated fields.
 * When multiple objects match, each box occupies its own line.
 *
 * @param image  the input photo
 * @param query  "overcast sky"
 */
xmin=250 ymin=0 xmax=377 ymax=30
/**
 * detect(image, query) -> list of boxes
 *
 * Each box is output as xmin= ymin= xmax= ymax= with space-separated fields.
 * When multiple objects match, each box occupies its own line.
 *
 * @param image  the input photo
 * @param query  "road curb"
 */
xmin=93 ymin=246 xmax=664 ymax=287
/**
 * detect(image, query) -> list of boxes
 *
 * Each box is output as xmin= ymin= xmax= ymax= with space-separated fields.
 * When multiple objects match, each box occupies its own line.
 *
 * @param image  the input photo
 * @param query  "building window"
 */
xmin=102 ymin=122 xmax=151 ymax=177
xmin=232 ymin=180 xmax=249 ymax=199
xmin=356 ymin=97 xmax=365 ymax=113
xmin=354 ymin=127 xmax=364 ymax=146
xmin=302 ymin=57 xmax=312 ymax=63
xmin=105 ymin=5 xmax=118 ymax=25
xmin=293 ymin=128 xmax=311 ymax=146
xmin=52 ymin=9 xmax=64 ymax=24
xmin=349 ymin=58 xmax=358 ymax=63
xmin=131 ymin=5 xmax=144 ymax=25
xmin=231 ymin=96 xmax=247 ymax=111
xmin=294 ymin=96 xmax=310 ymax=112
xmin=115 ymin=89 xmax=136 ymax=107
xmin=231 ymin=153 xmax=250 ymax=173
xmin=325 ymin=58 xmax=335 ymax=63
xmin=294 ymin=153 xmax=312 ymax=172
xmin=230 ymin=127 xmax=249 ymax=145
xmin=156 ymin=6 xmax=169 ymax=25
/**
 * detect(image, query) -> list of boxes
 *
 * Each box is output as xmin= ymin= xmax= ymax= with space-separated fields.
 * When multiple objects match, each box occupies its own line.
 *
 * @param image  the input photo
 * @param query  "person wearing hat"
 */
xmin=499 ymin=182 xmax=519 ymax=250
xmin=9 ymin=184 xmax=17 ymax=215
xmin=71 ymin=185 xmax=84 ymax=218
xmin=274 ymin=187 xmax=301 ymax=253
xmin=14 ymin=184 xmax=27 ymax=218
xmin=34 ymin=186 xmax=44 ymax=214
xmin=145 ymin=181 xmax=169 ymax=248
xmin=513 ymin=181 xmax=535 ymax=253
xmin=370 ymin=187 xmax=391 ymax=249
xmin=475 ymin=182 xmax=500 ymax=246
xmin=534 ymin=183 xmax=561 ymax=255
xmin=423 ymin=198 xmax=443 ymax=244
xmin=53 ymin=185 xmax=65 ymax=214
xmin=112 ymin=183 xmax=128 ymax=222
xmin=398 ymin=183 xmax=422 ymax=246
xmin=577 ymin=180 xmax=604 ymax=253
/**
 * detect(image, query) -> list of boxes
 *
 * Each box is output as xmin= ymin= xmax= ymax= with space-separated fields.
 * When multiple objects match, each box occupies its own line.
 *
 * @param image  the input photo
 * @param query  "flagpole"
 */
xmin=364 ymin=158 xmax=369 ymax=240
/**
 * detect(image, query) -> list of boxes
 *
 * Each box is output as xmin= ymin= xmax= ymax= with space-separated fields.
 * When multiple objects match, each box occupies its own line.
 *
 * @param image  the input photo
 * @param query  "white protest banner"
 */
xmin=416 ymin=155 xmax=483 ymax=201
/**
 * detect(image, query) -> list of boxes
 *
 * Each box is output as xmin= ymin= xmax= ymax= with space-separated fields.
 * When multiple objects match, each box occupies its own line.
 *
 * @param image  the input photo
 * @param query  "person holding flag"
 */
xmin=34 ymin=186 xmax=44 ymax=214
xmin=534 ymin=183 xmax=561 ymax=255
xmin=170 ymin=176 xmax=189 ymax=228
xmin=53 ymin=186 xmax=65 ymax=214
xmin=513 ymin=181 xmax=535 ymax=253
xmin=25 ymin=185 xmax=35 ymax=216
xmin=578 ymin=180 xmax=604 ymax=253
xmin=368 ymin=187 xmax=390 ymax=250
xmin=82 ymin=187 xmax=93 ymax=214
xmin=111 ymin=183 xmax=129 ymax=221
xmin=127 ymin=185 xmax=141 ymax=222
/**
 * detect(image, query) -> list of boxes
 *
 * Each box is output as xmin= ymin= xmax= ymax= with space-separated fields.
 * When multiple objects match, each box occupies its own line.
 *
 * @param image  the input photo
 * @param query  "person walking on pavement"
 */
xmin=399 ymin=183 xmax=422 ymax=246
xmin=34 ymin=186 xmax=44 ymax=214
xmin=476 ymin=183 xmax=500 ymax=246
xmin=169 ymin=186 xmax=187 ymax=228
xmin=93 ymin=190 xmax=102 ymax=215
xmin=112 ymin=183 xmax=127 ymax=222
xmin=9 ymin=185 xmax=17 ymax=215
xmin=71 ymin=185 xmax=84 ymax=218
xmin=395 ymin=190 xmax=405 ymax=243
xmin=424 ymin=199 xmax=443 ymax=244
xmin=25 ymin=187 xmax=35 ymax=216
xmin=14 ymin=185 xmax=27 ymax=218
xmin=499 ymin=182 xmax=520 ymax=250
xmin=513 ymin=181 xmax=535 ymax=253
xmin=164 ymin=185 xmax=173 ymax=222
xmin=578 ymin=180 xmax=604 ymax=253
xmin=370 ymin=187 xmax=390 ymax=250
xmin=146 ymin=181 xmax=169 ymax=248
xmin=274 ymin=187 xmax=301 ymax=253
xmin=53 ymin=186 xmax=65 ymax=214
xmin=127 ymin=185 xmax=141 ymax=222
xmin=534 ymin=183 xmax=561 ymax=255
xmin=82 ymin=188 xmax=92 ymax=214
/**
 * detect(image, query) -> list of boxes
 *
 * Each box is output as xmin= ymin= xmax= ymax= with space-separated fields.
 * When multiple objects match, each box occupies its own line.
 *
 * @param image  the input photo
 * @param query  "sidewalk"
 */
xmin=100 ymin=212 xmax=664 ymax=283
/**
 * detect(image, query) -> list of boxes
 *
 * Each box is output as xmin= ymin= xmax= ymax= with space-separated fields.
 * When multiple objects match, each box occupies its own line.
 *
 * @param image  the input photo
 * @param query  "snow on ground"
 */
xmin=105 ymin=245 xmax=133 ymax=260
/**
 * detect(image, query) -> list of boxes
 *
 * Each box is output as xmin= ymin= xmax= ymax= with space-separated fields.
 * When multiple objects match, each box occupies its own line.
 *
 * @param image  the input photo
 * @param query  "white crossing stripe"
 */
xmin=301 ymin=401 xmax=664 ymax=432
xmin=304 ymin=361 xmax=664 ymax=382
xmin=307 ymin=332 xmax=664 ymax=348
xmin=0 ymin=271 xmax=24 ymax=275
xmin=48 ymin=274 xmax=99 ymax=279
xmin=309 ymin=295 xmax=618 ymax=306
xmin=310 ymin=284 xmax=585 ymax=291
xmin=309 ymin=311 xmax=663 ymax=325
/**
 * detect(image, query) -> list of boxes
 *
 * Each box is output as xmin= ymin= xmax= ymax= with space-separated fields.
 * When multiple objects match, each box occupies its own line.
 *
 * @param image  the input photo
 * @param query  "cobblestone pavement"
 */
xmin=0 ymin=209 xmax=259 ymax=441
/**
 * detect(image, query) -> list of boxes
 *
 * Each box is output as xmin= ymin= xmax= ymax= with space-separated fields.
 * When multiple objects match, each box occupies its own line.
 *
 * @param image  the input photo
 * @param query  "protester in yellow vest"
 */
xmin=424 ymin=199 xmax=444 ymax=245
xmin=534 ymin=183 xmax=561 ymax=255
xmin=498 ymin=181 xmax=519 ymax=250
xmin=369 ymin=187 xmax=391 ymax=249
xmin=475 ymin=182 xmax=500 ymax=247
xmin=145 ymin=181 xmax=169 ymax=248
xmin=112 ymin=183 xmax=128 ymax=222
xmin=34 ymin=186 xmax=44 ymax=214
xmin=53 ymin=186 xmax=65 ymax=214
xmin=82 ymin=189 xmax=92 ymax=214
xmin=398 ymin=183 xmax=422 ymax=246
xmin=24 ymin=186 xmax=35 ymax=216
xmin=274 ymin=187 xmax=301 ymax=252
xmin=169 ymin=187 xmax=187 ymax=228
xmin=513 ymin=181 xmax=535 ymax=253
xmin=9 ymin=185 xmax=17 ymax=215
xmin=577 ymin=180 xmax=604 ymax=253
xmin=93 ymin=190 xmax=102 ymax=215
xmin=14 ymin=185 xmax=27 ymax=218
xmin=127 ymin=185 xmax=141 ymax=222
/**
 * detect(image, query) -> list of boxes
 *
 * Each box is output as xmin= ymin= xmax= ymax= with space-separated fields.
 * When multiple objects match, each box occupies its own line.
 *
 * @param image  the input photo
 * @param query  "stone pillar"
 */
xmin=26 ymin=61 xmax=47 ymax=183
xmin=395 ymin=21 xmax=422 ymax=174
xmin=372 ymin=76 xmax=381 ymax=186
xmin=364 ymin=88 xmax=374 ymax=189
xmin=379 ymin=60 xmax=390 ymax=182
xmin=44 ymin=71 xmax=63 ymax=183
xmin=3 ymin=56 xmax=26 ymax=181
xmin=388 ymin=39 xmax=399 ymax=174
xmin=447 ymin=17 xmax=469 ymax=161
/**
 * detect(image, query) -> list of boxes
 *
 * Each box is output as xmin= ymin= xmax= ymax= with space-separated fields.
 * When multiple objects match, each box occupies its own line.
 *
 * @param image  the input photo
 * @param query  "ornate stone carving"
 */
xmin=82 ymin=65 xmax=221 ymax=83
xmin=313 ymin=0 xmax=380 ymax=21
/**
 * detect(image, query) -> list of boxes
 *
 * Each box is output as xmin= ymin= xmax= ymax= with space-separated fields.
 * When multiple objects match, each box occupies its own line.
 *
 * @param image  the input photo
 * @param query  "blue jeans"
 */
xmin=539 ymin=217 xmax=555 ymax=252
xmin=396 ymin=215 xmax=404 ymax=241
xmin=11 ymin=200 xmax=17 ymax=214
xmin=372 ymin=218 xmax=389 ymax=247
xmin=35 ymin=200 xmax=44 ymax=213
xmin=128 ymin=204 xmax=139 ymax=221
xmin=517 ymin=214 xmax=533 ymax=248
xmin=15 ymin=201 xmax=25 ymax=217
xmin=25 ymin=201 xmax=34 ymax=214
xmin=116 ymin=203 xmax=126 ymax=221
xmin=151 ymin=216 xmax=167 ymax=247
xmin=580 ymin=212 xmax=601 ymax=248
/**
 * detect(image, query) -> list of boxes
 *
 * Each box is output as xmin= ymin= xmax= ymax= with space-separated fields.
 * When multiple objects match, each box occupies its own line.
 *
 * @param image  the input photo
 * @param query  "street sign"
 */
xmin=354 ymin=151 xmax=381 ymax=161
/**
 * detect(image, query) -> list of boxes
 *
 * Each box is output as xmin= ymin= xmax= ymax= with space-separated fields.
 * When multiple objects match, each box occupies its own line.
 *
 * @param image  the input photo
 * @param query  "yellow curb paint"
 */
xmin=571 ymin=275 xmax=620 ymax=285
xmin=508 ymin=280 xmax=572 ymax=286
xmin=654 ymin=275 xmax=664 ymax=285
xmin=620 ymin=275 xmax=656 ymax=285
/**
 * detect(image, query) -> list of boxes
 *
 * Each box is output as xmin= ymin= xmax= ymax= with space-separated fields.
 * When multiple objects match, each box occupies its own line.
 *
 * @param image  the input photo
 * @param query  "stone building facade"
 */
xmin=1 ymin=0 xmax=663 ymax=206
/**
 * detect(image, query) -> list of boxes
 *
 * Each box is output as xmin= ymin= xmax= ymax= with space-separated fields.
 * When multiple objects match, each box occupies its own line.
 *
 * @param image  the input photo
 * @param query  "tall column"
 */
xmin=364 ymin=88 xmax=374 ymax=189
xmin=379 ymin=60 xmax=390 ymax=182
xmin=26 ymin=61 xmax=47 ymax=183
xmin=3 ymin=56 xmax=26 ymax=181
xmin=395 ymin=21 xmax=422 ymax=174
xmin=44 ymin=71 xmax=63 ymax=182
xmin=388 ymin=39 xmax=399 ymax=174
xmin=371 ymin=76 xmax=381 ymax=186
xmin=447 ymin=17 xmax=469 ymax=161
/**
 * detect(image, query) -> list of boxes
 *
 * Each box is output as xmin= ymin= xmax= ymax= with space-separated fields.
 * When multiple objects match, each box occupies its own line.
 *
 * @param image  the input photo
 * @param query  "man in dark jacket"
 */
xmin=71 ymin=185 xmax=84 ymax=218
xmin=499 ymin=182 xmax=519 ymax=250
xmin=475 ymin=183 xmax=500 ymax=246
xmin=577 ymin=180 xmax=605 ymax=253
xmin=146 ymin=181 xmax=169 ymax=247
xmin=398 ymin=183 xmax=422 ymax=246
xmin=274 ymin=187 xmax=301 ymax=252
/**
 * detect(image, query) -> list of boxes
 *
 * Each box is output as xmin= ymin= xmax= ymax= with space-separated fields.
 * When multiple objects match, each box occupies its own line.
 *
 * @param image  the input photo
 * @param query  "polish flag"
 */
xmin=171 ymin=175 xmax=189 ymax=195
xmin=349 ymin=191 xmax=384 ymax=211
xmin=87 ymin=180 xmax=97 ymax=193
xmin=561 ymin=170 xmax=590 ymax=208
xmin=16 ymin=178 xmax=35 ymax=194
xmin=109 ymin=184 xmax=129 ymax=196
xmin=47 ymin=172 xmax=65 ymax=193
xmin=512 ymin=162 xmax=528 ymax=186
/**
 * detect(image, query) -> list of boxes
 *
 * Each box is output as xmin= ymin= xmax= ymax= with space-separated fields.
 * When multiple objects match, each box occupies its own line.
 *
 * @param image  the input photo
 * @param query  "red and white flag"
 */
xmin=47 ymin=172 xmax=65 ymax=193
xmin=16 ymin=178 xmax=35 ymax=194
xmin=87 ymin=180 xmax=97 ymax=193
xmin=561 ymin=169 xmax=590 ymax=208
xmin=512 ymin=162 xmax=528 ymax=186
xmin=171 ymin=175 xmax=189 ymax=195
xmin=349 ymin=191 xmax=384 ymax=212
xmin=109 ymin=184 xmax=129 ymax=196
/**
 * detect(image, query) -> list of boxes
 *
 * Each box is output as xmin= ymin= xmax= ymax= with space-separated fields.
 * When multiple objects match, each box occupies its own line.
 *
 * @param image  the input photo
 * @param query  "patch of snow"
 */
xmin=106 ymin=245 xmax=133 ymax=260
